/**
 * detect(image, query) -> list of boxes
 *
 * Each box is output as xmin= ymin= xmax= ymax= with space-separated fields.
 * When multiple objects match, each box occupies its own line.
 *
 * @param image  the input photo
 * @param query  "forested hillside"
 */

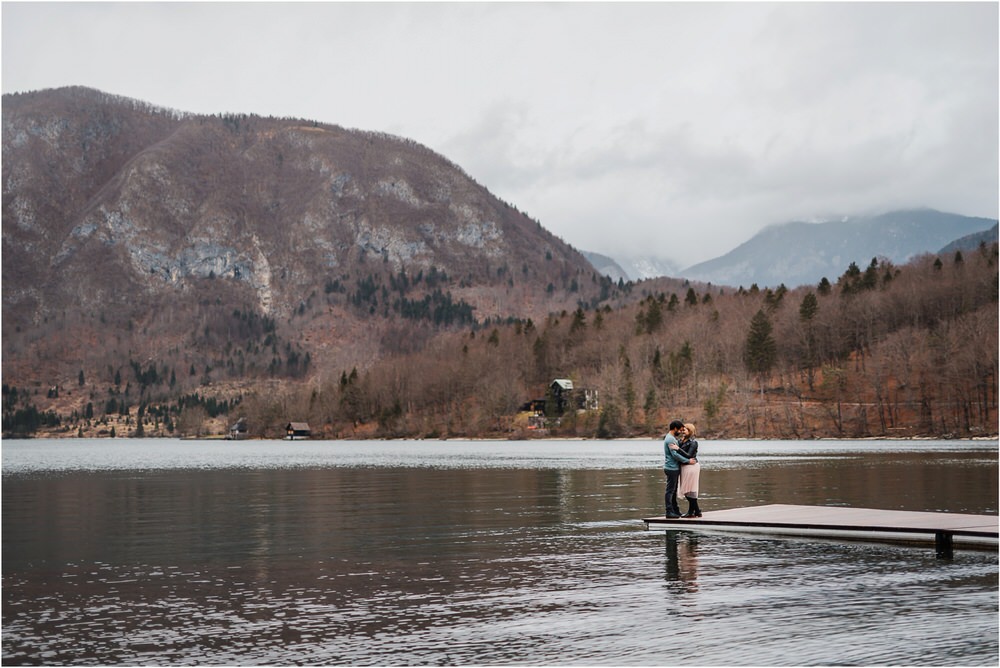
xmin=266 ymin=246 xmax=995 ymax=440
xmin=3 ymin=88 xmax=997 ymax=441
xmin=9 ymin=244 xmax=995 ymax=440
xmin=2 ymin=86 xmax=621 ymax=432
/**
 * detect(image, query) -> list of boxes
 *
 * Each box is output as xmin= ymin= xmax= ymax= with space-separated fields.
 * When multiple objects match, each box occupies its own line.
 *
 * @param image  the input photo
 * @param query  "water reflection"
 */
xmin=664 ymin=531 xmax=700 ymax=594
xmin=3 ymin=442 xmax=997 ymax=665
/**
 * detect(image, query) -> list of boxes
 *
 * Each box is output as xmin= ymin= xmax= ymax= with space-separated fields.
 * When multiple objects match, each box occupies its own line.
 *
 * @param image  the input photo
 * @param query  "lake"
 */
xmin=3 ymin=438 xmax=998 ymax=665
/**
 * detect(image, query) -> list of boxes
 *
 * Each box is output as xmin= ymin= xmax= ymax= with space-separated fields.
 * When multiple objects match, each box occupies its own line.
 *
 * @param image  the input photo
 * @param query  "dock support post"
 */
xmin=935 ymin=531 xmax=954 ymax=559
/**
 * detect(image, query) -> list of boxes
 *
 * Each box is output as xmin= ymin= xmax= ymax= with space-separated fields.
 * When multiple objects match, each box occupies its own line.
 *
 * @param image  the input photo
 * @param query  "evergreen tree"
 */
xmin=744 ymin=309 xmax=777 ymax=375
xmin=798 ymin=291 xmax=818 ymax=322
xmin=645 ymin=298 xmax=663 ymax=333
xmin=643 ymin=387 xmax=657 ymax=426
xmin=860 ymin=257 xmax=879 ymax=290
xmin=596 ymin=402 xmax=623 ymax=439
xmin=651 ymin=347 xmax=665 ymax=387
xmin=798 ymin=292 xmax=819 ymax=390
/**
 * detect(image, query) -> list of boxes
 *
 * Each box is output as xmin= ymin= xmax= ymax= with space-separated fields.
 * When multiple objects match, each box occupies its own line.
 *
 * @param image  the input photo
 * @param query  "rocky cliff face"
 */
xmin=3 ymin=87 xmax=605 ymax=391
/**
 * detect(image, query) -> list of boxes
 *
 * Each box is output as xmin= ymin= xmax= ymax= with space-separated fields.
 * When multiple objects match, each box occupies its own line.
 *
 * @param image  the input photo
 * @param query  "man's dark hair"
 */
xmin=668 ymin=420 xmax=684 ymax=431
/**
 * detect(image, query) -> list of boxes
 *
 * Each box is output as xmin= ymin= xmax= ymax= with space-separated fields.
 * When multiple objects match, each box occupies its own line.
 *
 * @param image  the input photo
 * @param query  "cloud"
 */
xmin=3 ymin=2 xmax=997 ymax=265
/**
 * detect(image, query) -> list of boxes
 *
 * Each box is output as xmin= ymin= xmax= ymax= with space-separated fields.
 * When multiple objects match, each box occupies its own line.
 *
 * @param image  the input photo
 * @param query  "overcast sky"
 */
xmin=3 ymin=2 xmax=997 ymax=265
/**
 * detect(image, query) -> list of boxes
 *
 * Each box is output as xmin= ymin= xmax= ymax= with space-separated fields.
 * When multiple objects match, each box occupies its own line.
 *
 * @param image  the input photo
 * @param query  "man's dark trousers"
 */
xmin=664 ymin=469 xmax=681 ymax=516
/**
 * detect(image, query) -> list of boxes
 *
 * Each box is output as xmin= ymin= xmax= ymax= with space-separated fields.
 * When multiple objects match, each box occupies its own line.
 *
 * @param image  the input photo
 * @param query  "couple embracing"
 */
xmin=662 ymin=419 xmax=702 ymax=518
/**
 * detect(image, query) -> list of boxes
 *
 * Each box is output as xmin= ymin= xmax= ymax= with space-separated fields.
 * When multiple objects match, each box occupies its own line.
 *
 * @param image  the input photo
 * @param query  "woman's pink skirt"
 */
xmin=679 ymin=461 xmax=700 ymax=498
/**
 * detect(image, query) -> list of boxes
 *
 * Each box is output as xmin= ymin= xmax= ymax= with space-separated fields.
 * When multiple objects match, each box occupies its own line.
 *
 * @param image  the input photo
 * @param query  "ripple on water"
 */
xmin=3 ymin=449 xmax=997 ymax=665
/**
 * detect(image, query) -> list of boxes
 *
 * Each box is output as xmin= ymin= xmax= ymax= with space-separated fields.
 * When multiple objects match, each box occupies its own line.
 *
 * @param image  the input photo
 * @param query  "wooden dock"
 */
xmin=643 ymin=504 xmax=999 ymax=556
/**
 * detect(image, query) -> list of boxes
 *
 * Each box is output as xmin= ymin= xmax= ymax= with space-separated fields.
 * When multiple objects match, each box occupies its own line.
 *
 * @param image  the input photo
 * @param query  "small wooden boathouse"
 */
xmin=285 ymin=422 xmax=311 ymax=440
xmin=643 ymin=504 xmax=999 ymax=558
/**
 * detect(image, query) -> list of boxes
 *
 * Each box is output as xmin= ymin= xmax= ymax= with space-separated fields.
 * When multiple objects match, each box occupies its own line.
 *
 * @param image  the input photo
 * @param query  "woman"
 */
xmin=678 ymin=422 xmax=702 ymax=517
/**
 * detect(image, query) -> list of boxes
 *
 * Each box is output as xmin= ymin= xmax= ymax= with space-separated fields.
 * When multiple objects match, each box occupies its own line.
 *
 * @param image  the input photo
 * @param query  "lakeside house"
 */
xmin=228 ymin=417 xmax=248 ymax=440
xmin=520 ymin=378 xmax=600 ymax=428
xmin=285 ymin=422 xmax=311 ymax=440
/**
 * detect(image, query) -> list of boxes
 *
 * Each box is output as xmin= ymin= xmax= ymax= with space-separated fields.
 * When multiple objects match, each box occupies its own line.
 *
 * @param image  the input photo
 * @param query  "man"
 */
xmin=662 ymin=420 xmax=692 ymax=518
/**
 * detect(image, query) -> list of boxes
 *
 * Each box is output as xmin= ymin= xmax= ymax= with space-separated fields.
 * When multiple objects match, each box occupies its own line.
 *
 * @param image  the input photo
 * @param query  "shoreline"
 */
xmin=5 ymin=433 xmax=998 ymax=442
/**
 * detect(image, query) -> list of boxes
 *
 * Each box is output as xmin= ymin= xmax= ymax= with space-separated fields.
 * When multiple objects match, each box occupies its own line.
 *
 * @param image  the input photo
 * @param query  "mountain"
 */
xmin=678 ymin=209 xmax=998 ymax=288
xmin=939 ymin=223 xmax=999 ymax=255
xmin=2 ymin=87 xmax=610 ymax=390
xmin=581 ymin=252 xmax=681 ymax=282
xmin=617 ymin=255 xmax=681 ymax=281
xmin=580 ymin=251 xmax=630 ymax=282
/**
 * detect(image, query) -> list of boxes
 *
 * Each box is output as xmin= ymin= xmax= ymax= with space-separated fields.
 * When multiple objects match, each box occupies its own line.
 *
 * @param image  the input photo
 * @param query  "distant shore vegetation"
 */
xmin=4 ymin=245 xmax=997 ymax=441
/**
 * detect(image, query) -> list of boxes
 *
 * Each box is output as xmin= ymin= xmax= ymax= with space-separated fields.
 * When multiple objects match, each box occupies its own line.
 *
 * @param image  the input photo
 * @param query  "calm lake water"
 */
xmin=3 ymin=438 xmax=998 ymax=666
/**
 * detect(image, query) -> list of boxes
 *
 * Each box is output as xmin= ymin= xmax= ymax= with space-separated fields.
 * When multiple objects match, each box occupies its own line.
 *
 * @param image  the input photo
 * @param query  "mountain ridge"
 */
xmin=2 ymin=86 xmax=613 ymax=392
xmin=939 ymin=223 xmax=999 ymax=255
xmin=584 ymin=209 xmax=997 ymax=288
xmin=680 ymin=209 xmax=998 ymax=288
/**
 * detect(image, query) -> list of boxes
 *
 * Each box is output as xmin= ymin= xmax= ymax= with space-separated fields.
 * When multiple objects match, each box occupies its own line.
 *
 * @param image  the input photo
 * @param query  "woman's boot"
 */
xmin=681 ymin=495 xmax=697 ymax=518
